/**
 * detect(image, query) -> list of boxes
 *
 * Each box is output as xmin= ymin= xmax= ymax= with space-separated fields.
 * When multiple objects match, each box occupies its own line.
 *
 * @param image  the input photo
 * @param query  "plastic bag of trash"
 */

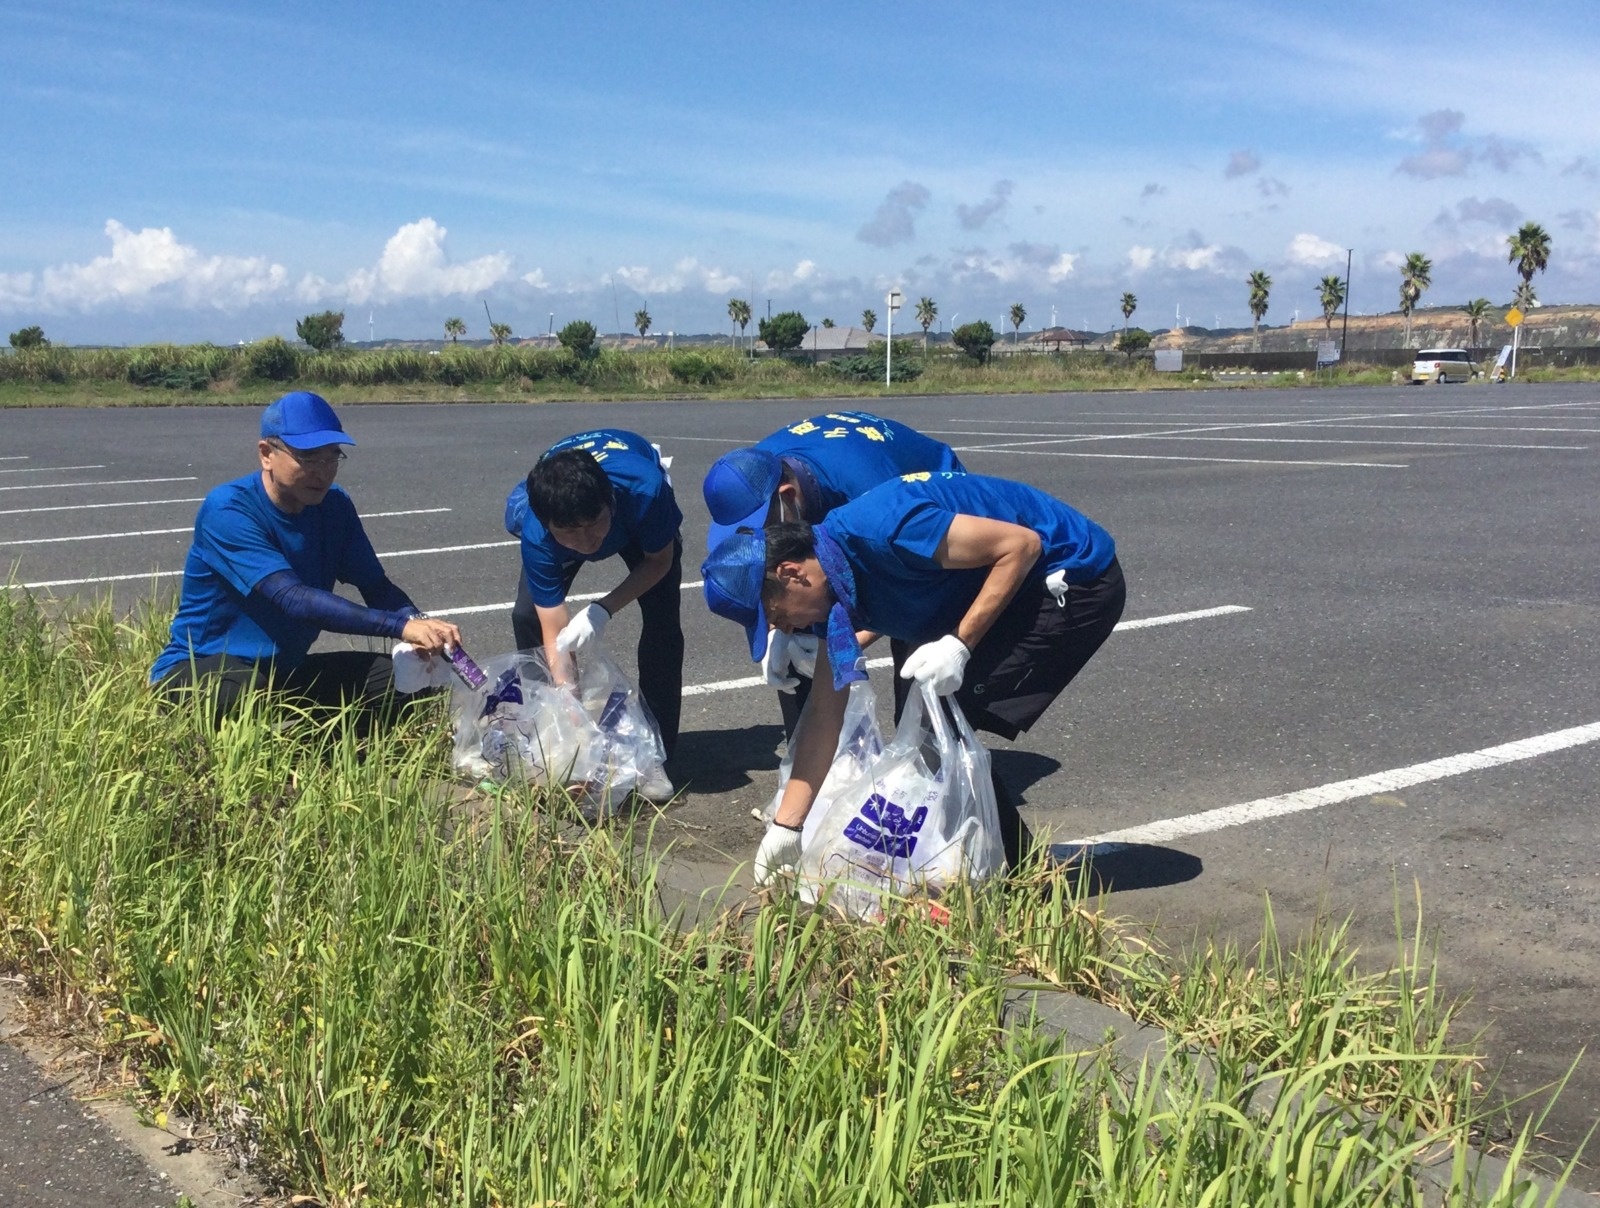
xmin=796 ymin=682 xmax=1004 ymax=920
xmin=762 ymin=679 xmax=884 ymax=850
xmin=451 ymin=644 xmax=671 ymax=812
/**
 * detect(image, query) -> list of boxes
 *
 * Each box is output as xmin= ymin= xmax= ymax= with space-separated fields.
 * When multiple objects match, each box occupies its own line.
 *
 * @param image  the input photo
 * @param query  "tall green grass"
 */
xmin=0 ymin=592 xmax=1578 ymax=1204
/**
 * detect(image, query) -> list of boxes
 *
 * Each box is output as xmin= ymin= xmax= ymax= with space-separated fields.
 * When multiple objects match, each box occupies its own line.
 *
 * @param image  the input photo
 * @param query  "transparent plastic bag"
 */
xmin=762 ymin=680 xmax=885 ymax=851
xmin=451 ymin=644 xmax=669 ymax=813
xmin=797 ymin=682 xmax=1004 ymax=920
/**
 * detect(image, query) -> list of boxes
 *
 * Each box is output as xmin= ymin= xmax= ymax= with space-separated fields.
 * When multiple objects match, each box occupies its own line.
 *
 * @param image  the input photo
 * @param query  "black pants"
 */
xmin=511 ymin=536 xmax=684 ymax=757
xmin=895 ymin=558 xmax=1128 ymax=869
xmin=155 ymin=649 xmax=413 ymax=731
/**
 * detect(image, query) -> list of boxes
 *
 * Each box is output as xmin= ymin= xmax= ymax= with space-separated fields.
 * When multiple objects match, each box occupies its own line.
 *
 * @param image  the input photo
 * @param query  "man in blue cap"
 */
xmin=505 ymin=429 xmax=683 ymax=759
xmin=702 ymin=410 xmax=964 ymax=734
xmin=702 ymin=471 xmax=1124 ymax=884
xmin=151 ymin=391 xmax=463 ymax=725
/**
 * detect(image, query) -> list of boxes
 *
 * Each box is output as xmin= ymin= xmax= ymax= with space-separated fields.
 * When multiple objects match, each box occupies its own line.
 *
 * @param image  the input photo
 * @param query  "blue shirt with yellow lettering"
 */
xmin=505 ymin=429 xmax=682 ymax=607
xmin=753 ymin=411 xmax=965 ymax=521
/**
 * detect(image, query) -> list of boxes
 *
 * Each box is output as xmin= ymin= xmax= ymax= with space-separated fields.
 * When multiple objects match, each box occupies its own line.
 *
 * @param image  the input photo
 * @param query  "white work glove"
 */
xmin=761 ymin=631 xmax=800 ymax=691
xmin=556 ymin=602 xmax=610 ymax=653
xmin=754 ymin=821 xmax=804 ymax=887
xmin=788 ymin=632 xmax=819 ymax=679
xmin=900 ymin=634 xmax=970 ymax=697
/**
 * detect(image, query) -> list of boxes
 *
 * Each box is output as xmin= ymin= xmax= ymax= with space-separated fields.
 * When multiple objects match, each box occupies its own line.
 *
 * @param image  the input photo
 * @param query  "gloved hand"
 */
xmin=900 ymin=634 xmax=970 ymax=696
xmin=754 ymin=821 xmax=804 ymax=886
xmin=788 ymin=632 xmax=819 ymax=679
xmin=556 ymin=602 xmax=610 ymax=653
xmin=761 ymin=630 xmax=799 ymax=691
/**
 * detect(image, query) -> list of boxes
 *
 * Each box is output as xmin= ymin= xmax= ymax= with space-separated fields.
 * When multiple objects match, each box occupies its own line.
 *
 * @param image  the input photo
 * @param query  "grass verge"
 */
xmin=0 ymin=592 xmax=1581 ymax=1205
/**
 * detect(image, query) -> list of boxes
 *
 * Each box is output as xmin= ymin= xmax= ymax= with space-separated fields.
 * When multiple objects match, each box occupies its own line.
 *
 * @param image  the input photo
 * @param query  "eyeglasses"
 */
xmin=271 ymin=441 xmax=346 ymax=469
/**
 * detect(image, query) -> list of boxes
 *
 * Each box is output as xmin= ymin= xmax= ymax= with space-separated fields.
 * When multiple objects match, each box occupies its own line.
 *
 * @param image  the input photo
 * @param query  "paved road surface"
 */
xmin=3 ymin=384 xmax=1597 ymax=1187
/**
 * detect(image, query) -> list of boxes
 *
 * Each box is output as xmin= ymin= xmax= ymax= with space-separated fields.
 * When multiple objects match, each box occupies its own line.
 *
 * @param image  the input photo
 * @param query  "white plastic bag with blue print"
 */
xmin=796 ymin=682 xmax=1004 ymax=920
xmin=762 ymin=680 xmax=885 ymax=846
xmin=451 ymin=644 xmax=670 ymax=814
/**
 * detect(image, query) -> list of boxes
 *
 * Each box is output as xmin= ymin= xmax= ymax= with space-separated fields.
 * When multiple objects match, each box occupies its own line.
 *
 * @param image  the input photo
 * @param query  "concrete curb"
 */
xmin=651 ymin=849 xmax=1584 ymax=1204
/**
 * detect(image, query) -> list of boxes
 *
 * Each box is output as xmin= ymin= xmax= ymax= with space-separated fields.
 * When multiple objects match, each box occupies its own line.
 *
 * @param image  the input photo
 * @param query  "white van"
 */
xmin=1411 ymin=348 xmax=1476 ymax=384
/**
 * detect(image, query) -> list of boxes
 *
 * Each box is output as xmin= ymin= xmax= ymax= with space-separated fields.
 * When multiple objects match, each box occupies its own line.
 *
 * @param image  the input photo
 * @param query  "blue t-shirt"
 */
xmin=821 ymin=472 xmax=1117 ymax=644
xmin=754 ymin=410 xmax=966 ymax=520
xmin=150 ymin=474 xmax=388 ymax=681
xmin=505 ymin=429 xmax=683 ymax=607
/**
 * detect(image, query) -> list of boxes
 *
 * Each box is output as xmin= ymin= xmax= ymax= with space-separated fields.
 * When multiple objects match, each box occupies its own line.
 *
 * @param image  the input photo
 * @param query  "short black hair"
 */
xmin=760 ymin=521 xmax=816 ymax=603
xmin=527 ymin=449 xmax=615 ymax=529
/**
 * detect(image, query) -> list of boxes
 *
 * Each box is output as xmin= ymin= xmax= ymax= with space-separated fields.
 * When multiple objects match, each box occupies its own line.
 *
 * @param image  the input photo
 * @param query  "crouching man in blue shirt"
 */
xmin=505 ymin=429 xmax=684 ymax=758
xmin=702 ymin=471 xmax=1125 ymax=883
xmin=702 ymin=409 xmax=965 ymax=737
xmin=150 ymin=392 xmax=462 ymax=726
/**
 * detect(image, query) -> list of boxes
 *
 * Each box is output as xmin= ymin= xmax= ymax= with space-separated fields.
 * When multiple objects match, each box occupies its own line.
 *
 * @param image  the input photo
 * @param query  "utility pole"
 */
xmin=1339 ymin=249 xmax=1353 ymax=361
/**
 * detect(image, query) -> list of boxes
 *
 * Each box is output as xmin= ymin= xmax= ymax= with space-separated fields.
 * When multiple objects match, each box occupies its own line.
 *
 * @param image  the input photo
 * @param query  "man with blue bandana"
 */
xmin=702 ymin=410 xmax=964 ymax=733
xmin=151 ymin=392 xmax=463 ymax=726
xmin=505 ymin=429 xmax=684 ymax=759
xmin=702 ymin=471 xmax=1124 ymax=883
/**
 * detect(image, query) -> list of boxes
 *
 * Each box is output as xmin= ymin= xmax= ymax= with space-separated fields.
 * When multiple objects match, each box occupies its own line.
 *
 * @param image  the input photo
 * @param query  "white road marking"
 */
xmin=1066 ymin=720 xmax=1600 ymax=847
xmin=0 ymin=527 xmax=191 ymax=547
xmin=377 ymin=540 xmax=518 ymax=559
xmin=0 ymin=476 xmax=198 ymax=493
xmin=954 ymin=447 xmax=1407 ymax=469
xmin=682 ymin=604 xmax=1251 ymax=697
xmin=0 ymin=464 xmax=105 ymax=475
xmin=436 ymin=580 xmax=710 ymax=616
xmin=0 ymin=497 xmax=205 ymax=517
xmin=0 ymin=456 xmax=27 ymax=461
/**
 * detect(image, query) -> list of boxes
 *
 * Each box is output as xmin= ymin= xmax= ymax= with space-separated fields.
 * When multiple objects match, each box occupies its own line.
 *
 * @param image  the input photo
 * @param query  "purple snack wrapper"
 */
xmin=446 ymin=644 xmax=488 ymax=690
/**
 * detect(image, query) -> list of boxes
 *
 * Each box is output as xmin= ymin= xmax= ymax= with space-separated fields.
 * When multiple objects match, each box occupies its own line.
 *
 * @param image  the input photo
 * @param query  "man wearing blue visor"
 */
xmin=702 ymin=471 xmax=1124 ymax=884
xmin=702 ymin=410 xmax=964 ymax=735
xmin=151 ymin=392 xmax=463 ymax=725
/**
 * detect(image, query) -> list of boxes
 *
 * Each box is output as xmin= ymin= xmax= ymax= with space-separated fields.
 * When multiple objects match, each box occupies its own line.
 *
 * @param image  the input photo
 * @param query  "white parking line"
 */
xmin=0 ymin=527 xmax=191 ymax=547
xmin=0 ymin=476 xmax=198 ymax=493
xmin=437 ymin=579 xmax=710 ymax=616
xmin=0 ymin=464 xmax=106 ymax=475
xmin=0 ymin=497 xmax=205 ymax=517
xmin=378 ymin=540 xmax=518 ymax=559
xmin=954 ymin=447 xmax=1407 ymax=469
xmin=1067 ymin=720 xmax=1600 ymax=847
xmin=682 ymin=605 xmax=1252 ymax=696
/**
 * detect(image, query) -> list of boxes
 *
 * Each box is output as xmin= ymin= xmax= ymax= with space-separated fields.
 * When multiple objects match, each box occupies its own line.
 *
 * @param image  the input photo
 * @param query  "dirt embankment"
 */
xmin=1154 ymin=304 xmax=1600 ymax=353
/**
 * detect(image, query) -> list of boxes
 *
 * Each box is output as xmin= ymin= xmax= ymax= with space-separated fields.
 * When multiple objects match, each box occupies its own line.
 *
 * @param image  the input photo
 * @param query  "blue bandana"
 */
xmin=813 ymin=523 xmax=866 ymax=690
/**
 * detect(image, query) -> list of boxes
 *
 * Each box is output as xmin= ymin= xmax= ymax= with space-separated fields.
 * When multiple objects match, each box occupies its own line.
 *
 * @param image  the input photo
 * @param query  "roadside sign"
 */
xmin=1315 ymin=340 xmax=1340 ymax=366
xmin=1153 ymin=349 xmax=1183 ymax=372
xmin=1505 ymin=306 xmax=1525 ymax=328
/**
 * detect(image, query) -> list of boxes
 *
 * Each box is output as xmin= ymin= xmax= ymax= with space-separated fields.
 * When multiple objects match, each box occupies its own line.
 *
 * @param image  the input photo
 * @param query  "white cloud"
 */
xmin=1127 ymin=246 xmax=1155 ymax=272
xmin=1047 ymin=253 xmax=1077 ymax=282
xmin=24 ymin=220 xmax=288 ymax=311
xmin=522 ymin=268 xmax=551 ymax=289
xmin=613 ymin=258 xmax=741 ymax=296
xmin=1166 ymin=245 xmax=1222 ymax=272
xmin=765 ymin=260 xmax=820 ymax=290
xmin=1286 ymin=233 xmax=1345 ymax=267
xmin=345 ymin=218 xmax=512 ymax=304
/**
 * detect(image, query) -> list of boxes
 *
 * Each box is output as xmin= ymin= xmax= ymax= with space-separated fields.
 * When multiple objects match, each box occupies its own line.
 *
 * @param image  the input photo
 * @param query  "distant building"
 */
xmin=758 ymin=325 xmax=884 ymax=360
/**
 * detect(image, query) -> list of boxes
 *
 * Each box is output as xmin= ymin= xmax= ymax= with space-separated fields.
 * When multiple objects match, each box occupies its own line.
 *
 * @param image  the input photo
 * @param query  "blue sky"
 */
xmin=3 ymin=0 xmax=1597 ymax=344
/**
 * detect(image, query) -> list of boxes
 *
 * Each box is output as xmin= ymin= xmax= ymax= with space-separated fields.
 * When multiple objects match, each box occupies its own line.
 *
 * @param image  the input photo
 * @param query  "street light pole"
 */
xmin=886 ymin=288 xmax=903 ymax=388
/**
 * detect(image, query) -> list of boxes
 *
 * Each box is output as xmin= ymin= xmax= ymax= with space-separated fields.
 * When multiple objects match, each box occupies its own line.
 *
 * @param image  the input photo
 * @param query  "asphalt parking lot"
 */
xmin=4 ymin=383 xmax=1599 ymax=1184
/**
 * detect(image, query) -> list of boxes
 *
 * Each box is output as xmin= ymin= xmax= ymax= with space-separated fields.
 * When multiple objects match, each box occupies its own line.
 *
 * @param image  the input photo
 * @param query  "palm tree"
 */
xmin=1512 ymin=281 xmax=1538 ymax=311
xmin=634 ymin=308 xmax=652 ymax=339
xmin=489 ymin=322 xmax=512 ymax=347
xmin=861 ymin=308 xmax=877 ymax=333
xmin=1120 ymin=292 xmax=1137 ymax=333
xmin=1398 ymin=252 xmax=1432 ymax=348
xmin=444 ymin=316 xmax=466 ymax=343
xmin=1008 ymin=302 xmax=1026 ymax=345
xmin=1246 ymin=271 xmax=1271 ymax=346
xmin=1317 ymin=275 xmax=1346 ymax=334
xmin=915 ymin=296 xmax=937 ymax=353
xmin=1462 ymin=298 xmax=1491 ymax=350
xmin=1506 ymin=222 xmax=1551 ymax=294
xmin=728 ymin=298 xmax=752 ymax=352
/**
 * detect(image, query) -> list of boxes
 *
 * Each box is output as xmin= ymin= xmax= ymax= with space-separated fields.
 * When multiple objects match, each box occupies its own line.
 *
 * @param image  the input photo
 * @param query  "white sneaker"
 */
xmin=636 ymin=768 xmax=676 ymax=804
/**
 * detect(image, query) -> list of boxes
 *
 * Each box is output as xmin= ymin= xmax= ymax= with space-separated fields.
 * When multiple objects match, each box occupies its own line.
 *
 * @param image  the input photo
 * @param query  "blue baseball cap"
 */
xmin=703 ymin=447 xmax=781 ymax=532
xmin=260 ymin=391 xmax=355 ymax=450
xmin=701 ymin=528 xmax=771 ymax=661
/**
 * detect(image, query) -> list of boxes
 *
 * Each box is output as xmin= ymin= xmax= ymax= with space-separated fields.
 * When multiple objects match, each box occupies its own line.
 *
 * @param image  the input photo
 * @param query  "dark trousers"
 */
xmin=511 ymin=537 xmax=684 ymax=757
xmin=894 ymin=558 xmax=1128 ymax=869
xmin=155 ymin=649 xmax=411 ymax=731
